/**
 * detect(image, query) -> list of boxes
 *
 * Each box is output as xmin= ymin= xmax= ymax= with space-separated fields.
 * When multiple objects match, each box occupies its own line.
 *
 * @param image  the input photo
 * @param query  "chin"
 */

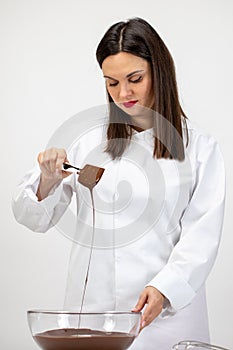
xmin=124 ymin=105 xmax=150 ymax=117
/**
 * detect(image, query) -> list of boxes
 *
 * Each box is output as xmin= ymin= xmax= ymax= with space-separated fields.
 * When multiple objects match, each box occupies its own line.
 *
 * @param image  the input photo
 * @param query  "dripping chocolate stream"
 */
xmin=75 ymin=164 xmax=105 ymax=325
xmin=63 ymin=163 xmax=105 ymax=322
xmin=78 ymin=188 xmax=95 ymax=325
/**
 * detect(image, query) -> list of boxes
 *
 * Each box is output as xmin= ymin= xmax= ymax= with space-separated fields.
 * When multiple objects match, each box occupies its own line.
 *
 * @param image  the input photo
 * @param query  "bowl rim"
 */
xmin=27 ymin=310 xmax=142 ymax=315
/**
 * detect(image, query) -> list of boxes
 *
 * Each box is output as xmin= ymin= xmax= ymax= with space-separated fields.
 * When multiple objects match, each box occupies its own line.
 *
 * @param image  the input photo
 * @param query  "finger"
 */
xmin=37 ymin=149 xmax=58 ymax=178
xmin=37 ymin=152 xmax=43 ymax=166
xmin=38 ymin=149 xmax=55 ymax=174
xmin=57 ymin=150 xmax=74 ymax=179
xmin=47 ymin=148 xmax=59 ymax=174
xmin=140 ymin=295 xmax=164 ymax=330
xmin=56 ymin=150 xmax=71 ymax=178
xmin=141 ymin=304 xmax=156 ymax=328
xmin=37 ymin=151 xmax=50 ymax=175
xmin=132 ymin=292 xmax=148 ymax=312
xmin=140 ymin=306 xmax=157 ymax=331
xmin=56 ymin=149 xmax=67 ymax=170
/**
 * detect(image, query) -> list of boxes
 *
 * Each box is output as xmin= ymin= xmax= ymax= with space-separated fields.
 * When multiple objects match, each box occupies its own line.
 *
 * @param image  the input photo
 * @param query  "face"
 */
xmin=102 ymin=52 xmax=155 ymax=122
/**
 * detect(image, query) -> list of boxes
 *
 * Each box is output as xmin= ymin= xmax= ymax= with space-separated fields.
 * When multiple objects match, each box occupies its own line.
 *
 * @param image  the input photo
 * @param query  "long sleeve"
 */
xmin=11 ymin=125 xmax=105 ymax=234
xmin=147 ymin=133 xmax=226 ymax=311
xmin=12 ymin=166 xmax=74 ymax=233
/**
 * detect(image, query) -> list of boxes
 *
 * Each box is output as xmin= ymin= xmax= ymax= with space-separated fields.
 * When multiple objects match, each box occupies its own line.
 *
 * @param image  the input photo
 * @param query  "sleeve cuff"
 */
xmin=146 ymin=264 xmax=196 ymax=311
xmin=36 ymin=181 xmax=63 ymax=214
xmin=23 ymin=171 xmax=64 ymax=214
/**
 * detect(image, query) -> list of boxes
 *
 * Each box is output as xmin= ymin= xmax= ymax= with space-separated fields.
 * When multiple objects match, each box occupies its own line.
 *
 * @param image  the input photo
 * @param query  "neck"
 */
xmin=130 ymin=115 xmax=153 ymax=131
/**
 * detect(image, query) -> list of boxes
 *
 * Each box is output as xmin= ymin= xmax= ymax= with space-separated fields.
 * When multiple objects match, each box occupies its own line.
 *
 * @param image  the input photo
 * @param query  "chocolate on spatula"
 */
xmin=78 ymin=164 xmax=105 ymax=189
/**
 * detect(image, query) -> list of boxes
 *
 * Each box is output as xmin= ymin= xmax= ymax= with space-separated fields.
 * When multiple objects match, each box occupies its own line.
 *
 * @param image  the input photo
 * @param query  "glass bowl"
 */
xmin=27 ymin=310 xmax=141 ymax=350
xmin=172 ymin=340 xmax=231 ymax=350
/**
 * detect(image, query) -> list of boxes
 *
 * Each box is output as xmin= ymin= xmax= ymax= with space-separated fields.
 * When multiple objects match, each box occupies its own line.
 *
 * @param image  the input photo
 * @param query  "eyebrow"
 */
xmin=103 ymin=69 xmax=145 ymax=80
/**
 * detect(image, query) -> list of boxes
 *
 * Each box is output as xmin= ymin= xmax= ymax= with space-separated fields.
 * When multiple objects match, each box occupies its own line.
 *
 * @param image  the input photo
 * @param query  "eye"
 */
xmin=109 ymin=81 xmax=118 ymax=87
xmin=129 ymin=76 xmax=142 ymax=83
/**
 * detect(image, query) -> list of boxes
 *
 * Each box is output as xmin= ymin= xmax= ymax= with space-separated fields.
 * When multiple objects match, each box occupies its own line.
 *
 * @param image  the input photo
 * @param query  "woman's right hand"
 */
xmin=36 ymin=148 xmax=71 ymax=201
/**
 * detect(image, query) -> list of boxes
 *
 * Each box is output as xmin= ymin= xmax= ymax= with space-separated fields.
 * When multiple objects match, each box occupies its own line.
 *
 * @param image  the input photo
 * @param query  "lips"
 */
xmin=122 ymin=100 xmax=138 ymax=108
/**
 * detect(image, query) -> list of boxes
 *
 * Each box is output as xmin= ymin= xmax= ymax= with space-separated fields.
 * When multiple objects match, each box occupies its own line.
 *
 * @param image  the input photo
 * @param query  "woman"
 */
xmin=12 ymin=18 xmax=225 ymax=349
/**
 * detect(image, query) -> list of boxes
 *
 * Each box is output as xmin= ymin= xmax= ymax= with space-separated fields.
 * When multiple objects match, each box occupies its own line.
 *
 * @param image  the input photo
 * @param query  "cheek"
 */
xmin=107 ymin=87 xmax=117 ymax=102
xmin=143 ymin=81 xmax=154 ymax=103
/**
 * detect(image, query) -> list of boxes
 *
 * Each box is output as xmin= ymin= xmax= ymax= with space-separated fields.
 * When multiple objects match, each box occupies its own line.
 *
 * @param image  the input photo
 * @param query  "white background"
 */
xmin=1 ymin=0 xmax=233 ymax=348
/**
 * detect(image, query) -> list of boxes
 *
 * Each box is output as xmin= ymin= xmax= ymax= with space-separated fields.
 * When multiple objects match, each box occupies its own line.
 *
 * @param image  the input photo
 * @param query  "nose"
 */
xmin=119 ymin=82 xmax=133 ymax=100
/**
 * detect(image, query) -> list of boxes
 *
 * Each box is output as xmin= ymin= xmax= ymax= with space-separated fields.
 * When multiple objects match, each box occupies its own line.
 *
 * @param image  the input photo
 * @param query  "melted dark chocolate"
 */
xmin=34 ymin=328 xmax=135 ymax=350
xmin=78 ymin=164 xmax=105 ymax=189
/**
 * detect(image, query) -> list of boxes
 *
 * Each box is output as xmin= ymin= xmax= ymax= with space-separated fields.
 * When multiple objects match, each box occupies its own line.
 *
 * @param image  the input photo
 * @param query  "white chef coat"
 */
xmin=12 ymin=118 xmax=225 ymax=349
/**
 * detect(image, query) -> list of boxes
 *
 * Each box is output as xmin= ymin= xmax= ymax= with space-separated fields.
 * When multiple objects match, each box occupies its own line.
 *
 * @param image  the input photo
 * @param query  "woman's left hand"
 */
xmin=132 ymin=286 xmax=165 ymax=331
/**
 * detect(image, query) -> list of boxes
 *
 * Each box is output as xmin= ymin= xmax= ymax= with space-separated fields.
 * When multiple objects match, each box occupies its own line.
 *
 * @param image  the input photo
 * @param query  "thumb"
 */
xmin=132 ymin=292 xmax=147 ymax=312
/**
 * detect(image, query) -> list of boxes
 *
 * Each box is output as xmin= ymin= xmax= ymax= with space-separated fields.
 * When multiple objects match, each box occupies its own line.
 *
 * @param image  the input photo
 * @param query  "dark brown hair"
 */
xmin=96 ymin=17 xmax=187 ymax=160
